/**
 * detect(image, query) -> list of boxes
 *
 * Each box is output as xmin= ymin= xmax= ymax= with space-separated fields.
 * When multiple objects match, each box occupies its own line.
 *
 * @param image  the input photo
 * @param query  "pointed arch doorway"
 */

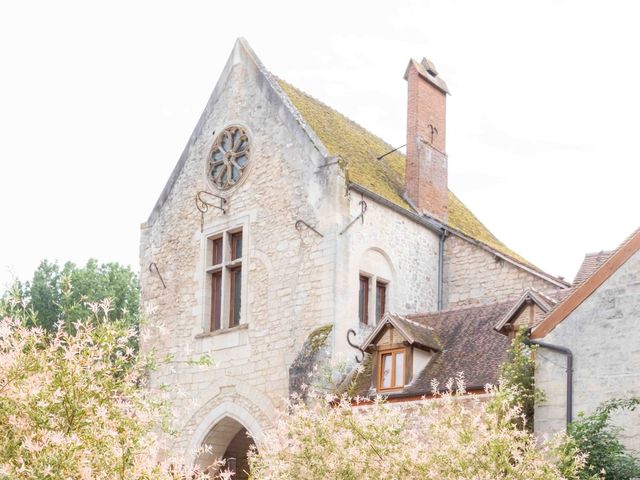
xmin=195 ymin=416 xmax=257 ymax=479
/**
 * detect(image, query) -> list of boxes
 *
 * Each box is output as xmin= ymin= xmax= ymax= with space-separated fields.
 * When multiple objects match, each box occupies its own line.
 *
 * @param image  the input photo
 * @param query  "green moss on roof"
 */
xmin=278 ymin=79 xmax=529 ymax=265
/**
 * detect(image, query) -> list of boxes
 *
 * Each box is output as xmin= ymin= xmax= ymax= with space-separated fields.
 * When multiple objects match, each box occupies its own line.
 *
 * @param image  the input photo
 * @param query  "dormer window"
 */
xmin=378 ymin=348 xmax=405 ymax=390
xmin=360 ymin=313 xmax=441 ymax=394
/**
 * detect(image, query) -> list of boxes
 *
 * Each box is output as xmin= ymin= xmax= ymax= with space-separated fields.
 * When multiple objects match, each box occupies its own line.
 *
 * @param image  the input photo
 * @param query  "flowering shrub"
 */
xmin=0 ymin=301 xmax=213 ymax=480
xmin=249 ymin=375 xmax=593 ymax=480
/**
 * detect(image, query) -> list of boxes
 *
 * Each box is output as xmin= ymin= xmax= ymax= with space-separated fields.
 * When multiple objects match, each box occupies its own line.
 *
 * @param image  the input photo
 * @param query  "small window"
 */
xmin=211 ymin=271 xmax=222 ymax=331
xmin=212 ymin=237 xmax=223 ymax=265
xmin=229 ymin=266 xmax=242 ymax=328
xmin=206 ymin=228 xmax=244 ymax=332
xmin=359 ymin=275 xmax=370 ymax=325
xmin=375 ymin=281 xmax=387 ymax=322
xmin=230 ymin=231 xmax=243 ymax=261
xmin=378 ymin=349 xmax=405 ymax=391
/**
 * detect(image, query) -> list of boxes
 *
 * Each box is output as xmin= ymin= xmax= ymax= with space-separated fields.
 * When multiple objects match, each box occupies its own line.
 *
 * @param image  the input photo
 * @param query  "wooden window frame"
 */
xmin=377 ymin=348 xmax=406 ymax=391
xmin=359 ymin=275 xmax=370 ymax=325
xmin=205 ymin=228 xmax=244 ymax=332
xmin=375 ymin=281 xmax=387 ymax=322
xmin=228 ymin=265 xmax=242 ymax=328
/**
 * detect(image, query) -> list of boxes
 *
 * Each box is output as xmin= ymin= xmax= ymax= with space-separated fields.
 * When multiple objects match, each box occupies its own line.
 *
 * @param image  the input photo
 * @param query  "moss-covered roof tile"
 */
xmin=278 ymin=79 xmax=530 ymax=264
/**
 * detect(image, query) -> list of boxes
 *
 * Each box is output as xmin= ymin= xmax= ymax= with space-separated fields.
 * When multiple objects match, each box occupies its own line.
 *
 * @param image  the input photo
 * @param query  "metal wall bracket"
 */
xmin=148 ymin=262 xmax=167 ymax=289
xmin=339 ymin=199 xmax=368 ymax=235
xmin=347 ymin=329 xmax=365 ymax=363
xmin=195 ymin=191 xmax=227 ymax=232
xmin=295 ymin=220 xmax=324 ymax=238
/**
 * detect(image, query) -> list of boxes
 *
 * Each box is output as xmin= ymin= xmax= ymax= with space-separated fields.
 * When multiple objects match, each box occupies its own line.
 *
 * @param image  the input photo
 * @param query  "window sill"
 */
xmin=195 ymin=323 xmax=248 ymax=339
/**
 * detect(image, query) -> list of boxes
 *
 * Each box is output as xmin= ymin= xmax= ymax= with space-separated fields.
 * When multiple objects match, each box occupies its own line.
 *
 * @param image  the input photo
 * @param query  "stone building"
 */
xmin=532 ymin=228 xmax=640 ymax=453
xmin=139 ymin=38 xmax=568 ymax=477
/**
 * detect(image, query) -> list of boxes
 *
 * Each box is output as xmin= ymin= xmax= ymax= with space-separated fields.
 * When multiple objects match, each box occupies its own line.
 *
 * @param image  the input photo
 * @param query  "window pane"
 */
xmin=376 ymin=282 xmax=386 ymax=322
xmin=359 ymin=276 xmax=369 ymax=325
xmin=211 ymin=271 xmax=222 ymax=331
xmin=212 ymin=237 xmax=223 ymax=265
xmin=231 ymin=232 xmax=243 ymax=260
xmin=229 ymin=267 xmax=242 ymax=327
xmin=381 ymin=353 xmax=392 ymax=389
xmin=394 ymin=352 xmax=404 ymax=387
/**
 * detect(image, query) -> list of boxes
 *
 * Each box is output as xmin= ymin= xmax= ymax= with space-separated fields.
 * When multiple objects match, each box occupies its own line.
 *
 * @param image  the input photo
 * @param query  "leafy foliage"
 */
xmin=0 ymin=299 xmax=213 ymax=480
xmin=1 ymin=259 xmax=139 ymax=331
xmin=566 ymin=398 xmax=640 ymax=479
xmin=498 ymin=327 xmax=546 ymax=429
xmin=249 ymin=376 xmax=592 ymax=480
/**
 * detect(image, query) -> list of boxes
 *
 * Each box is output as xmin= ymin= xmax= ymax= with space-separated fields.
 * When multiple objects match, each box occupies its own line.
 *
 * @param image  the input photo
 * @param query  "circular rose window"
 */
xmin=207 ymin=125 xmax=250 ymax=190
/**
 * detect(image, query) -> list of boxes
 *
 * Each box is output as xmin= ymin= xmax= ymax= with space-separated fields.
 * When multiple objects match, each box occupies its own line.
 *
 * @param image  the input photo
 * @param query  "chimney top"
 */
xmin=421 ymin=57 xmax=438 ymax=76
xmin=404 ymin=57 xmax=450 ymax=95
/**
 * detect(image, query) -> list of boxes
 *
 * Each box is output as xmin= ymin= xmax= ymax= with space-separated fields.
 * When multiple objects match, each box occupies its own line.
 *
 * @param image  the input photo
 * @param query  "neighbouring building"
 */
xmin=532 ymin=228 xmax=640 ymax=453
xmin=139 ymin=38 xmax=569 ymax=477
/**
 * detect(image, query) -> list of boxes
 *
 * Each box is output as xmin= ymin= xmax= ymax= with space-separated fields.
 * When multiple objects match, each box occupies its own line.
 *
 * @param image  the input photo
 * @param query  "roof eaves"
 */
xmin=348 ymin=182 xmax=444 ymax=235
xmin=532 ymin=227 xmax=640 ymax=339
xmin=441 ymin=224 xmax=571 ymax=288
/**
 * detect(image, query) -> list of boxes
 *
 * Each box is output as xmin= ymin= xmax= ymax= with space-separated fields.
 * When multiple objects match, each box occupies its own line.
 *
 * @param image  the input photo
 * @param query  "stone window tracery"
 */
xmin=208 ymin=125 xmax=250 ymax=190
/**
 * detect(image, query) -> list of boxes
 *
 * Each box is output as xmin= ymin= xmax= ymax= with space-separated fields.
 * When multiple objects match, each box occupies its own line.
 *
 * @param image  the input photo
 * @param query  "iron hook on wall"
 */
xmin=346 ymin=328 xmax=365 ymax=363
xmin=295 ymin=220 xmax=324 ymax=238
xmin=148 ymin=262 xmax=167 ymax=289
xmin=195 ymin=191 xmax=227 ymax=232
xmin=339 ymin=199 xmax=368 ymax=235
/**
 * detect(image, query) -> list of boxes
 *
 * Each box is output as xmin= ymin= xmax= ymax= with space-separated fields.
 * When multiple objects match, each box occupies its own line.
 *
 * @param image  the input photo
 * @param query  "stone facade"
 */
xmin=139 ymin=39 xmax=566 ymax=469
xmin=443 ymin=234 xmax=560 ymax=308
xmin=535 ymin=248 xmax=640 ymax=453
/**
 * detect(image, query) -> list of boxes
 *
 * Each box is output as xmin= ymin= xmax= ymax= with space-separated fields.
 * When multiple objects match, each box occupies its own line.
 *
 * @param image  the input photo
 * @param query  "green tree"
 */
xmin=497 ymin=327 xmax=546 ymax=430
xmin=566 ymin=398 xmax=640 ymax=480
xmin=2 ymin=259 xmax=139 ymax=331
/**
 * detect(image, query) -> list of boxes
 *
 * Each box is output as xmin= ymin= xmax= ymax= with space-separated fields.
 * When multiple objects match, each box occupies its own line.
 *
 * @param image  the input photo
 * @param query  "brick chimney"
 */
xmin=404 ymin=57 xmax=449 ymax=221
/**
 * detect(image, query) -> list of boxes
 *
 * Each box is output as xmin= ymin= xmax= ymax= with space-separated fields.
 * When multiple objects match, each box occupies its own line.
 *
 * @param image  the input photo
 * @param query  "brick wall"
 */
xmin=405 ymin=62 xmax=448 ymax=221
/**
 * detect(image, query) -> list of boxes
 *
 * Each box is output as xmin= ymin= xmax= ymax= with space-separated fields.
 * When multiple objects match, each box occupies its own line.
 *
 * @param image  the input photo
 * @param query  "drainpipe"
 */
xmin=523 ymin=333 xmax=573 ymax=429
xmin=437 ymin=231 xmax=446 ymax=311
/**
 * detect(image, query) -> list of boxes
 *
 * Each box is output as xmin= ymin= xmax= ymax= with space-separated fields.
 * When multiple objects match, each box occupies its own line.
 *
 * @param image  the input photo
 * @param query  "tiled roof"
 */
xmin=361 ymin=313 xmax=443 ymax=353
xmin=353 ymin=301 xmax=513 ymax=398
xmin=573 ymin=251 xmax=613 ymax=285
xmin=278 ymin=80 xmax=531 ymax=265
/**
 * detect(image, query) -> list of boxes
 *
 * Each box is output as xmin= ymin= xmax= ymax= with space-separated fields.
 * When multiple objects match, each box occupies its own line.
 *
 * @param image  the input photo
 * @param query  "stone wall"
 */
xmin=140 ymin=44 xmax=342 ymax=458
xmin=443 ymin=234 xmax=561 ymax=308
xmin=139 ymin=40 xmax=444 ymax=461
xmin=535 ymin=248 xmax=640 ymax=453
xmin=332 ymin=193 xmax=440 ymax=356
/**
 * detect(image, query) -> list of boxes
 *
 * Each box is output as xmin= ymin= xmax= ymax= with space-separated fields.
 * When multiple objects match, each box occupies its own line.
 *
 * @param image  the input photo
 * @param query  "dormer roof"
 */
xmin=352 ymin=301 xmax=514 ymax=399
xmin=493 ymin=288 xmax=557 ymax=333
xmin=360 ymin=313 xmax=442 ymax=353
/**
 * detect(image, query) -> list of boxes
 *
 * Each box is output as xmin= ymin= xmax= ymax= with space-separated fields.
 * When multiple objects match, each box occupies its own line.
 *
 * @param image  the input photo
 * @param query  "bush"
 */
xmin=0 ymin=300 xmax=210 ymax=480
xmin=249 ymin=376 xmax=592 ymax=480
xmin=567 ymin=398 xmax=640 ymax=480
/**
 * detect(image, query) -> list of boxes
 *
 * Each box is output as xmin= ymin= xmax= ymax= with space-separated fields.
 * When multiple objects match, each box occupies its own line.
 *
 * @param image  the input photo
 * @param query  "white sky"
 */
xmin=1 ymin=0 xmax=638 ymax=290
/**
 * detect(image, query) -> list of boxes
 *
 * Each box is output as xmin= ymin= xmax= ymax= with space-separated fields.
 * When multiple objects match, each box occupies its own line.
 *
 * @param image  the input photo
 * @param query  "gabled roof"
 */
xmin=144 ymin=38 xmax=567 ymax=288
xmin=360 ymin=313 xmax=442 ymax=352
xmin=278 ymin=80 xmax=570 ymax=288
xmin=353 ymin=302 xmax=513 ymax=398
xmin=573 ymin=250 xmax=613 ymax=285
xmin=278 ymin=80 xmax=526 ymax=263
xmin=532 ymin=227 xmax=640 ymax=339
xmin=494 ymin=288 xmax=556 ymax=332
